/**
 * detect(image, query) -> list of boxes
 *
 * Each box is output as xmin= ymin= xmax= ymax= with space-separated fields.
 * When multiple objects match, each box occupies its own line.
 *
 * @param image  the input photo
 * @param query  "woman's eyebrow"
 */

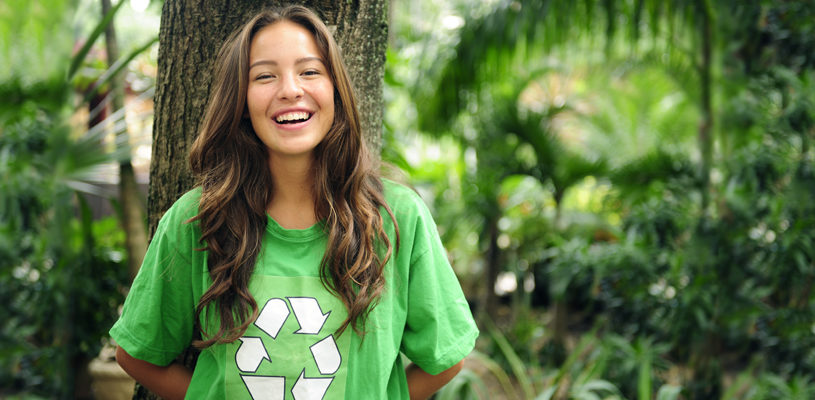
xmin=249 ymin=57 xmax=325 ymax=70
xmin=295 ymin=56 xmax=324 ymax=65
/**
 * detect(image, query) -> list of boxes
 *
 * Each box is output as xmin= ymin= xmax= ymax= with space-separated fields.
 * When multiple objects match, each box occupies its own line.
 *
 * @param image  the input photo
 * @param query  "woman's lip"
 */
xmin=272 ymin=108 xmax=314 ymax=120
xmin=273 ymin=113 xmax=313 ymax=130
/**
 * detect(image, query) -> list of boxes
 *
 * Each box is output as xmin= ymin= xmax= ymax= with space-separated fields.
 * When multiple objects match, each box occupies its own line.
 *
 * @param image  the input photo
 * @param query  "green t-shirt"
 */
xmin=110 ymin=180 xmax=479 ymax=399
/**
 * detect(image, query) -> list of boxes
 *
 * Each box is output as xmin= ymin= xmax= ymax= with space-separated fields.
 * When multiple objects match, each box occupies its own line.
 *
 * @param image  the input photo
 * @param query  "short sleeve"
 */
xmin=109 ymin=191 xmax=201 ymax=366
xmin=399 ymin=196 xmax=479 ymax=375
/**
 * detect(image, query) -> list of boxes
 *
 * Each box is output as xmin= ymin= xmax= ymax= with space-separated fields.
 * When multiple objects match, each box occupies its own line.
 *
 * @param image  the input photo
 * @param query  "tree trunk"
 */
xmin=482 ymin=213 xmax=501 ymax=320
xmin=697 ymin=0 xmax=714 ymax=212
xmin=101 ymin=0 xmax=149 ymax=282
xmin=137 ymin=1 xmax=387 ymax=398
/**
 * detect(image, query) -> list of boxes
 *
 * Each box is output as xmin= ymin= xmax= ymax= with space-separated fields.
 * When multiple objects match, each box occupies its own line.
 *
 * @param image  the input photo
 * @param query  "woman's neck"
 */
xmin=267 ymin=155 xmax=318 ymax=230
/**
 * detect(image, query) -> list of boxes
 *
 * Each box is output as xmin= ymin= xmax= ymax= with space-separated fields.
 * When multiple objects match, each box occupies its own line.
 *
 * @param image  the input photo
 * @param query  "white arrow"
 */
xmin=291 ymin=369 xmax=332 ymax=400
xmin=241 ymin=375 xmax=285 ymax=400
xmin=309 ymin=335 xmax=341 ymax=375
xmin=288 ymin=297 xmax=330 ymax=335
xmin=255 ymin=298 xmax=290 ymax=339
xmin=235 ymin=337 xmax=270 ymax=373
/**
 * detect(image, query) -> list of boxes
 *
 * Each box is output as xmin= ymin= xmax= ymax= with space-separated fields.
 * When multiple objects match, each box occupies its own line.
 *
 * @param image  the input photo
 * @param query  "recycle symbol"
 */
xmin=235 ymin=297 xmax=342 ymax=400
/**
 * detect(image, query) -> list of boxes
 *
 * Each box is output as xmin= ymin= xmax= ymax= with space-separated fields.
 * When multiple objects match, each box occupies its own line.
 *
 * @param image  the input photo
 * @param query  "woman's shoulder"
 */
xmin=380 ymin=178 xmax=435 ymax=223
xmin=381 ymin=178 xmax=423 ymax=208
xmin=174 ymin=187 xmax=203 ymax=211
xmin=156 ymin=187 xmax=203 ymax=228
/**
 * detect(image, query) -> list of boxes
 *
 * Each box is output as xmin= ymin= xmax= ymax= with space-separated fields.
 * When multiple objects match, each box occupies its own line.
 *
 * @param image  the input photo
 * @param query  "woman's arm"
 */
xmin=115 ymin=346 xmax=193 ymax=400
xmin=405 ymin=359 xmax=464 ymax=400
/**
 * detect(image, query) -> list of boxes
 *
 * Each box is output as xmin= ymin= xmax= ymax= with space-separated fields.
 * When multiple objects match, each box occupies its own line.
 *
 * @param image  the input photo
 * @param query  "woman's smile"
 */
xmin=271 ymin=108 xmax=314 ymax=130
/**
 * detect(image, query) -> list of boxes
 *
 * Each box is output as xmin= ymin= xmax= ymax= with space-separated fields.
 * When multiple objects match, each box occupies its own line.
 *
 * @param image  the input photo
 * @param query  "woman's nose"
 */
xmin=278 ymin=73 xmax=304 ymax=100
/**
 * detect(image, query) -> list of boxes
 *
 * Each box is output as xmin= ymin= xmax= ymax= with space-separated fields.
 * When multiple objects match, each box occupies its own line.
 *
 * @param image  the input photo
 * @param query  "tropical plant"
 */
xmin=437 ymin=320 xmax=683 ymax=400
xmin=0 ymin=0 xmax=157 ymax=397
xmin=390 ymin=0 xmax=815 ymax=396
xmin=0 ymin=111 xmax=128 ymax=397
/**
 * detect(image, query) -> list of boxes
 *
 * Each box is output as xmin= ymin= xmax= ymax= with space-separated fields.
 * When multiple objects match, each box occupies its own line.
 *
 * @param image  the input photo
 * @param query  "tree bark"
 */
xmin=137 ymin=1 xmax=387 ymax=398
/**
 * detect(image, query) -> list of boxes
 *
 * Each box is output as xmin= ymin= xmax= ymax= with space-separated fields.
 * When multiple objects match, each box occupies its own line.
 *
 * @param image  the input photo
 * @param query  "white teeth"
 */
xmin=275 ymin=111 xmax=310 ymax=123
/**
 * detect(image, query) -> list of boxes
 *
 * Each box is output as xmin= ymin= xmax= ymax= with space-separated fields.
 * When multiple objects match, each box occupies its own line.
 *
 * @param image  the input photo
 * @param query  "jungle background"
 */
xmin=2 ymin=0 xmax=814 ymax=399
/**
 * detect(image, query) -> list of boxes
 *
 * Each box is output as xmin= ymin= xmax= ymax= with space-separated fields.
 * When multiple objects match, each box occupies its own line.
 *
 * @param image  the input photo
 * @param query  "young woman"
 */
xmin=111 ymin=5 xmax=478 ymax=399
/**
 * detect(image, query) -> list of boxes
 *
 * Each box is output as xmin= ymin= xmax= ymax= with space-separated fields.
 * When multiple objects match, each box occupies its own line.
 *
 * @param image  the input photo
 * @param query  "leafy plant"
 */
xmin=0 ymin=114 xmax=128 ymax=397
xmin=0 ymin=0 xmax=156 ymax=397
xmin=387 ymin=0 xmax=815 ymax=396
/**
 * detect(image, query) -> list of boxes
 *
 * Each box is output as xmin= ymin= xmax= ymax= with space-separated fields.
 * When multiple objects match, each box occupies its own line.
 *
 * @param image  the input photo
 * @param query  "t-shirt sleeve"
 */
xmin=399 ymin=195 xmax=479 ymax=375
xmin=109 ymin=193 xmax=200 ymax=366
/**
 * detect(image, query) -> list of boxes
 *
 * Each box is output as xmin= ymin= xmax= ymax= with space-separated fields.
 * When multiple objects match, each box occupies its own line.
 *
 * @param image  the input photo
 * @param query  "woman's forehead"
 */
xmin=249 ymin=21 xmax=322 ymax=61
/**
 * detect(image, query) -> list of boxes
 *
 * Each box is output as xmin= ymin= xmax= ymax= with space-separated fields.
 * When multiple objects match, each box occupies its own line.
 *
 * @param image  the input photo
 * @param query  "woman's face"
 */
xmin=246 ymin=21 xmax=335 ymax=163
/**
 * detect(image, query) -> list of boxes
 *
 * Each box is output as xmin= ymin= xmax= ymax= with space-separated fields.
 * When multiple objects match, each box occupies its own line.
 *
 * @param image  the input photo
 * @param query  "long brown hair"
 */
xmin=188 ymin=5 xmax=397 ymax=348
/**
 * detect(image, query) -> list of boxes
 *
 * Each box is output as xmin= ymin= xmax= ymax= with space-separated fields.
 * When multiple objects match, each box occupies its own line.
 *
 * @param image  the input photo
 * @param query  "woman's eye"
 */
xmin=255 ymin=73 xmax=274 ymax=80
xmin=303 ymin=70 xmax=320 ymax=76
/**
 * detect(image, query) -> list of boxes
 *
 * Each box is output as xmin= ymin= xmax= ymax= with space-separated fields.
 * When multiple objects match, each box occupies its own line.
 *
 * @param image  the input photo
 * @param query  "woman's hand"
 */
xmin=405 ymin=359 xmax=464 ymax=400
xmin=115 ymin=346 xmax=193 ymax=400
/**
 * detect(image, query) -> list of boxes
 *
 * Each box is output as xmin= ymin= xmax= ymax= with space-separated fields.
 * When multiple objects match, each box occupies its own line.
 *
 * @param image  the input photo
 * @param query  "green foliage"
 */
xmin=437 ymin=369 xmax=490 ymax=400
xmin=0 ymin=1 xmax=157 ymax=397
xmin=415 ymin=0 xmax=707 ymax=134
xmin=0 ymin=0 xmax=76 ymax=84
xmin=0 ymin=114 xmax=128 ymax=397
xmin=0 ymin=0 xmax=76 ymax=125
xmin=77 ymin=35 xmax=158 ymax=104
xmin=449 ymin=320 xmax=685 ymax=400
xmin=68 ymin=0 xmax=127 ymax=79
xmin=388 ymin=0 xmax=815 ymax=397
xmin=723 ymin=370 xmax=815 ymax=400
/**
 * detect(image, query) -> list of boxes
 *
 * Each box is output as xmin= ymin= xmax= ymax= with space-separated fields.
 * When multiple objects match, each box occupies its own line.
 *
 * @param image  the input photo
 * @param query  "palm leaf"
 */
xmin=67 ymin=0 xmax=127 ymax=79
xmin=610 ymin=148 xmax=695 ymax=189
xmin=416 ymin=0 xmax=711 ymax=136
xmin=81 ymin=36 xmax=158 ymax=104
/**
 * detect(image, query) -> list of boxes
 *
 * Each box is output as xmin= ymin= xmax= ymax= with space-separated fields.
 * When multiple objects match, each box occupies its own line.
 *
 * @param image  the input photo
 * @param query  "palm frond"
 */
xmin=80 ymin=35 xmax=158 ymax=104
xmin=610 ymin=148 xmax=695 ymax=189
xmin=416 ymin=0 xmax=711 ymax=135
xmin=67 ymin=0 xmax=127 ymax=79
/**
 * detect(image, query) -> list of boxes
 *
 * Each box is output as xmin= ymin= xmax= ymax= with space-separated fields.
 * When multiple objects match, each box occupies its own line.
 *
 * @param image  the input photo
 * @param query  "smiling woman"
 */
xmin=246 ymin=20 xmax=335 ymax=166
xmin=111 ymin=4 xmax=478 ymax=400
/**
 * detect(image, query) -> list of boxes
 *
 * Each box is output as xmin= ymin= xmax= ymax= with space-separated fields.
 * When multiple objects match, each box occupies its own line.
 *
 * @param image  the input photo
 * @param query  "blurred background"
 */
xmin=2 ymin=0 xmax=814 ymax=398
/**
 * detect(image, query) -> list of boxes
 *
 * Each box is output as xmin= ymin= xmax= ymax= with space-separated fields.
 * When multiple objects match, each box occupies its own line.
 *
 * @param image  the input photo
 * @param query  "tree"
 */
xmin=100 ymin=0 xmax=149 ymax=282
xmin=135 ymin=1 xmax=388 ymax=398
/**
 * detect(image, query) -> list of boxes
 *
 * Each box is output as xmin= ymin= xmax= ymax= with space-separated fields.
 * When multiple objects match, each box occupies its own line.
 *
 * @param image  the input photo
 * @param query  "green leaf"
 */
xmin=437 ymin=369 xmax=489 ymax=400
xmin=67 ymin=0 xmax=127 ymax=79
xmin=535 ymin=386 xmax=557 ymax=400
xmin=655 ymin=384 xmax=682 ymax=400
xmin=81 ymin=36 xmax=158 ymax=104
xmin=486 ymin=318 xmax=537 ymax=398
xmin=469 ymin=351 xmax=522 ymax=399
xmin=637 ymin=353 xmax=652 ymax=400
